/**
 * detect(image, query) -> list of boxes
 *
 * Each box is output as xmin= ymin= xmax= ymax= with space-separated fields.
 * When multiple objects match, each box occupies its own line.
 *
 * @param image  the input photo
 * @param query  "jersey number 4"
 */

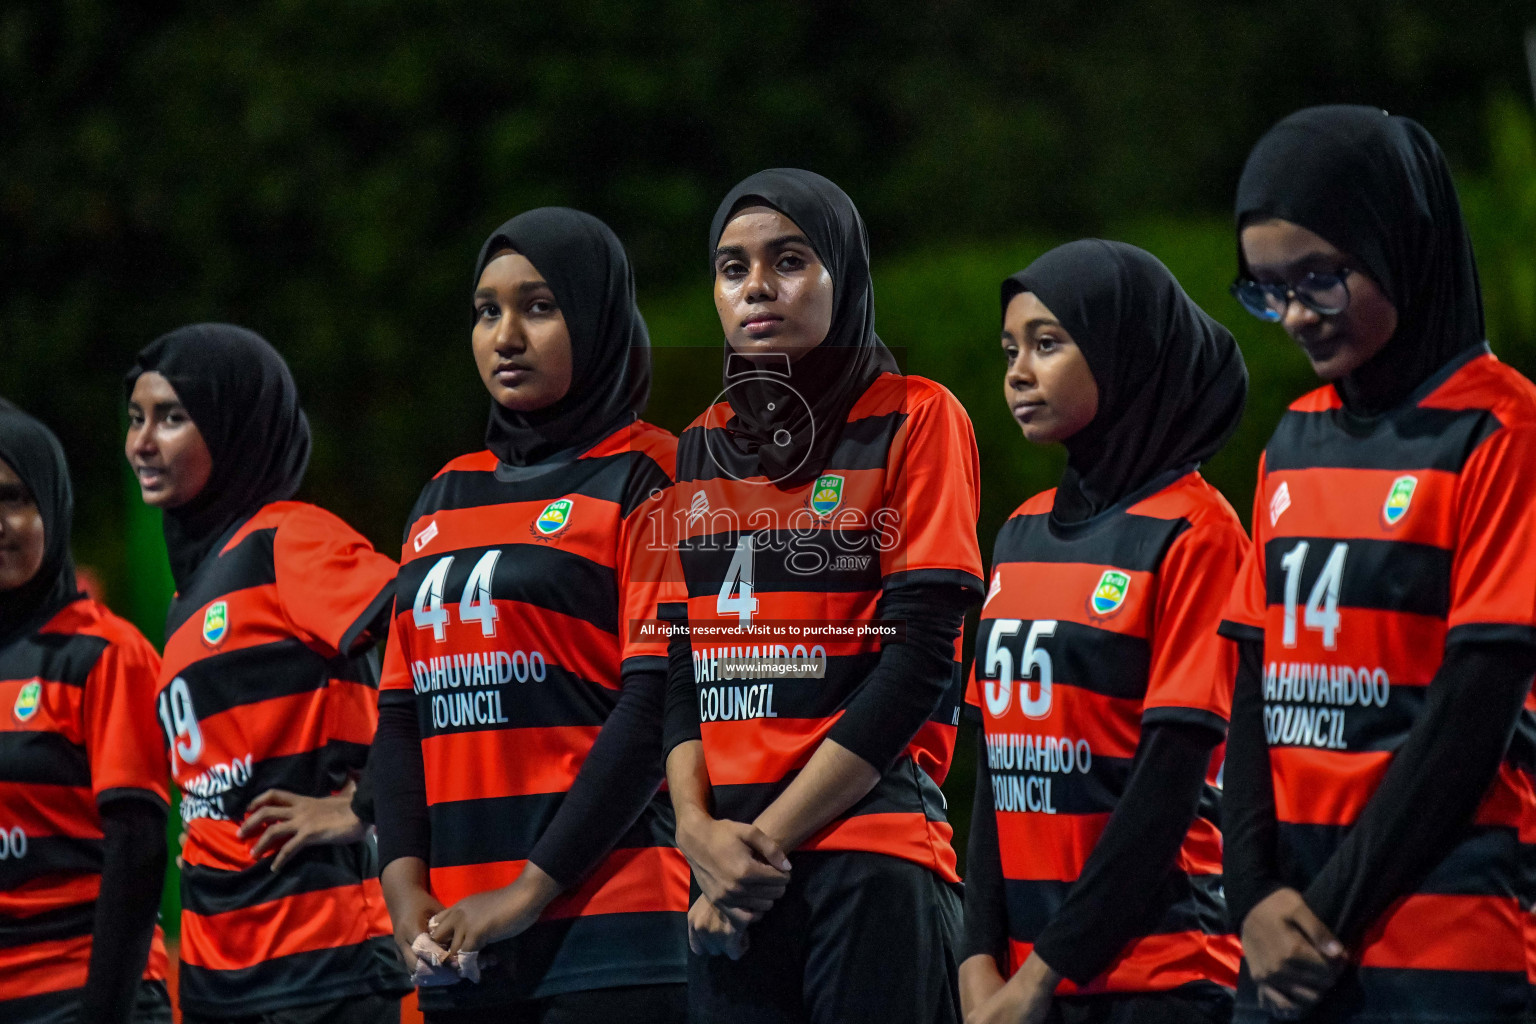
xmin=717 ymin=534 xmax=760 ymax=626
xmin=1279 ymin=540 xmax=1348 ymax=649
xmin=413 ymin=551 xmax=502 ymax=641
xmin=982 ymin=619 xmax=1057 ymax=720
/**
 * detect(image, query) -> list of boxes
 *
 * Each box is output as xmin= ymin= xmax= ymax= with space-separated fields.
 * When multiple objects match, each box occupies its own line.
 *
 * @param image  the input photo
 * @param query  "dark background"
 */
xmin=5 ymin=0 xmax=1536 ymax=924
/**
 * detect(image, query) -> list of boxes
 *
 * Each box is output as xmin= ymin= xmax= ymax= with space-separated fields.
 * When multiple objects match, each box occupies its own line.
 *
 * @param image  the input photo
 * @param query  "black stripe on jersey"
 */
xmin=179 ymin=841 xmax=381 ymax=916
xmin=174 ymin=639 xmax=339 ymax=719
xmin=1004 ymin=870 xmax=1227 ymax=944
xmin=991 ymin=512 xmax=1189 ymax=575
xmin=1264 ymin=683 xmax=1427 ymax=752
xmin=165 ymin=527 xmax=278 ymax=639
xmin=1217 ymin=620 xmax=1264 ymax=643
xmin=691 ymin=652 xmax=882 ymax=719
xmin=0 ymin=731 xmax=90 ymax=787
xmin=973 ymin=620 xmax=1151 ymax=702
xmin=0 ymin=632 xmax=108 ymax=688
xmin=984 ymin=754 xmax=1134 ymax=817
xmin=1142 ymin=706 xmax=1230 ymax=733
xmin=1342 ymin=966 xmax=1531 ymax=1021
xmin=713 ymin=757 xmax=947 ymax=827
xmin=185 ymin=742 xmax=371 ymax=825
xmin=679 ymin=530 xmax=883 ymax=597
xmin=396 ymin=543 xmax=619 ymax=636
xmin=1262 ymin=537 xmax=1450 ymax=619
xmin=0 ymin=902 xmax=96 ymax=950
xmin=674 ymin=410 xmax=907 ymax=485
xmin=412 ymin=450 xmax=669 ymax=523
xmin=0 ymin=835 xmax=102 ymax=890
xmin=418 ymin=911 xmax=686 ymax=1008
xmin=1276 ymin=823 xmax=1519 ymax=898
xmin=428 ymin=796 xmax=674 ymax=869
xmin=177 ymin=936 xmax=407 ymax=1016
xmin=410 ymin=662 xmax=616 ymax=735
xmin=884 ymin=568 xmax=987 ymax=594
xmin=1262 ymin=405 xmax=1500 ymax=474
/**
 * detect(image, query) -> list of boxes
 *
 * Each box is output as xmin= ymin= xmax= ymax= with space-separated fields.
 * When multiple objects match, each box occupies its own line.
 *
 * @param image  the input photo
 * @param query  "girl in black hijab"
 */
xmin=125 ymin=326 xmax=410 ymax=1023
xmin=0 ymin=402 xmax=172 ymax=1024
xmin=1221 ymin=106 xmax=1536 ymax=1023
xmin=661 ymin=170 xmax=985 ymax=1024
xmin=960 ymin=241 xmax=1248 ymax=1024
xmin=372 ymin=207 xmax=688 ymax=1024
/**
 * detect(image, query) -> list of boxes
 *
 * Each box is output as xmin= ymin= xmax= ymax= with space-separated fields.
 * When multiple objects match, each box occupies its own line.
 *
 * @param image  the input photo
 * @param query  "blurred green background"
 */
xmin=5 ymin=2 xmax=1536 ymax=933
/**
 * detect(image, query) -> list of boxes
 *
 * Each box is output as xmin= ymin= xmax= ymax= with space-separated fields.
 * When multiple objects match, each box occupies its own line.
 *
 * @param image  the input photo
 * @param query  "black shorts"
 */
xmin=688 ymin=850 xmax=962 ymax=1024
xmin=4 ymin=979 xmax=172 ymax=1024
xmin=423 ymin=982 xmax=687 ymax=1024
xmin=182 ymin=989 xmax=401 ymax=1024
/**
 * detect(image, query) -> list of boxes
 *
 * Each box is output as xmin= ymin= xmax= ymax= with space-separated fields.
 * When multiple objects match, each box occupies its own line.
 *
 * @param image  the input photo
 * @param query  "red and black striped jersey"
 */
xmin=157 ymin=500 xmax=407 ymax=1017
xmin=1220 ymin=345 xmax=1536 ymax=1019
xmin=969 ymin=471 xmax=1244 ymax=994
xmin=0 ymin=597 xmax=170 ymax=1014
xmin=665 ymin=373 xmax=984 ymax=882
xmin=380 ymin=420 xmax=687 ymax=1008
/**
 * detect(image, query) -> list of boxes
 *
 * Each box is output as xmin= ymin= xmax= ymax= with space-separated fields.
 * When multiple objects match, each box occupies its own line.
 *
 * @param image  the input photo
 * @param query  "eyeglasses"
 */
xmin=1231 ymin=268 xmax=1354 ymax=322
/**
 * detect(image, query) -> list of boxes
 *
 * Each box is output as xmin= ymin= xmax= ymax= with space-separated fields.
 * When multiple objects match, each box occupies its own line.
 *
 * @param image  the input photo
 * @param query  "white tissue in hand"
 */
xmin=410 ymin=933 xmax=460 ymax=987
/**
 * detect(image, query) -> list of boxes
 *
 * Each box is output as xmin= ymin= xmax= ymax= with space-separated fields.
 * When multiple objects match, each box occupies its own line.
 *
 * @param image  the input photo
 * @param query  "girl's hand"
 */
xmin=1241 ymin=887 xmax=1348 ymax=1018
xmin=238 ymin=783 xmax=366 ymax=871
xmin=687 ymin=894 xmax=750 ymax=960
xmin=427 ymin=863 xmax=562 ymax=959
xmin=379 ymin=858 xmax=446 ymax=975
xmin=674 ymin=811 xmax=790 ymax=925
xmin=965 ymin=952 xmax=1058 ymax=1024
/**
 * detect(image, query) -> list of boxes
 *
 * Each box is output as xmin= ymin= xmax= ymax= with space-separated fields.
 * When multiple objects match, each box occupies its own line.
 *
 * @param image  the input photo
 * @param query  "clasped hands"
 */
xmin=676 ymin=811 xmax=792 ymax=960
xmin=1241 ymin=888 xmax=1349 ymax=1020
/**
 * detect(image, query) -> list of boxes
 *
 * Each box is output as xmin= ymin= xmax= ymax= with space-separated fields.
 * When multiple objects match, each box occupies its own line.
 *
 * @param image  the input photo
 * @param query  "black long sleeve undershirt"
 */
xmin=373 ymin=665 xmax=670 ymax=890
xmin=1221 ymin=638 xmax=1278 ymax=932
xmin=1302 ymin=640 xmax=1536 ymax=947
xmin=1222 ymin=637 xmax=1536 ymax=948
xmin=1032 ymin=721 xmax=1222 ymax=984
xmin=662 ymin=604 xmax=701 ymax=758
xmin=525 ymin=663 xmax=668 ymax=888
xmin=372 ymin=692 xmax=429 ymax=869
xmin=962 ymin=720 xmax=1222 ymax=984
xmin=662 ymin=584 xmax=972 ymax=772
xmin=78 ymin=797 xmax=167 ymax=1024
xmin=962 ymin=721 xmax=1009 ymax=968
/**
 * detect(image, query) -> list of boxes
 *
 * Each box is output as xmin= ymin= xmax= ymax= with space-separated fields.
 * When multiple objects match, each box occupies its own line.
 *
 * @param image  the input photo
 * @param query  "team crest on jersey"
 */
xmin=201 ymin=601 xmax=228 ymax=647
xmin=809 ymin=475 xmax=845 ymax=517
xmin=1381 ymin=475 xmax=1418 ymax=528
xmin=12 ymin=681 xmax=41 ymax=723
xmin=534 ymin=498 xmax=574 ymax=537
xmin=1088 ymin=570 xmax=1131 ymax=618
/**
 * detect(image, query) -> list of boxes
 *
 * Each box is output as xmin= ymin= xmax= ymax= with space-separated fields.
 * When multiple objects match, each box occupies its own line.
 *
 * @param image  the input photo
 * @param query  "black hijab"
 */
xmin=709 ymin=169 xmax=899 ymax=486
xmin=0 ymin=401 xmax=82 ymax=645
xmin=1004 ymin=240 xmax=1248 ymax=523
xmin=1235 ymin=104 xmax=1484 ymax=416
xmin=125 ymin=324 xmax=311 ymax=589
xmin=472 ymin=208 xmax=651 ymax=467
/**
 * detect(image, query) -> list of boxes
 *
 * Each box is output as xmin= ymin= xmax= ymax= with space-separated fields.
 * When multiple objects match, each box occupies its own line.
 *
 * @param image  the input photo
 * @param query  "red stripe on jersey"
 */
xmin=194 ymin=679 xmax=377 ymax=766
xmin=1010 ymin=931 xmax=1241 ymax=993
xmin=1270 ymin=747 xmax=1391 ymax=826
xmin=0 ymin=782 xmax=98 ymax=838
xmin=1257 ymin=607 xmax=1446 ymax=681
xmin=1359 ymin=894 xmax=1526 ymax=973
xmin=698 ymin=716 xmax=833 ymax=787
xmin=1261 ymin=466 xmax=1459 ymax=547
xmin=983 ymin=684 xmax=1146 ymax=761
xmin=797 ymin=811 xmax=960 ymax=881
xmin=180 ymin=878 xmax=392 ymax=971
xmin=387 ymin=598 xmax=621 ymax=694
xmin=998 ymin=812 xmax=1111 ymax=882
xmin=430 ymin=846 xmax=690 ymax=918
xmin=421 ymin=725 xmax=602 ymax=803
xmin=981 ymin=562 xmax=1154 ymax=636
xmin=0 ymin=873 xmax=99 ymax=917
xmin=407 ymin=498 xmax=623 ymax=570
xmin=0 ymin=930 xmax=167 ymax=1001
xmin=162 ymin=583 xmax=309 ymax=671
xmin=0 ymin=679 xmax=83 ymax=739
